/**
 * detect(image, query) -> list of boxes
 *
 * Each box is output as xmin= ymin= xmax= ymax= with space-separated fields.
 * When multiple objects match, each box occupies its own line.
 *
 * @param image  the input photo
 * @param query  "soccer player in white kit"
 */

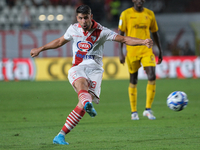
xmin=30 ymin=5 xmax=153 ymax=145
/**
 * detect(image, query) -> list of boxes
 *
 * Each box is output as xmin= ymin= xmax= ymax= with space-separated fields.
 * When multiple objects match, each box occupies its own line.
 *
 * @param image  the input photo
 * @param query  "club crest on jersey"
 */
xmin=91 ymin=36 xmax=96 ymax=42
xmin=77 ymin=41 xmax=93 ymax=52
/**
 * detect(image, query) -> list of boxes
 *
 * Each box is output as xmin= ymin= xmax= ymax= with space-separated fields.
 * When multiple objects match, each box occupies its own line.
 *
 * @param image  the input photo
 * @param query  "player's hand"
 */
xmin=157 ymin=51 xmax=163 ymax=64
xmin=30 ymin=48 xmax=42 ymax=57
xmin=144 ymin=39 xmax=153 ymax=48
xmin=119 ymin=54 xmax=125 ymax=65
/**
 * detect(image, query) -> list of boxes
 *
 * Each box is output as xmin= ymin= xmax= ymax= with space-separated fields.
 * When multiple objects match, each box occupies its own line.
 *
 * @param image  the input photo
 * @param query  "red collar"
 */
xmin=91 ymin=19 xmax=98 ymax=29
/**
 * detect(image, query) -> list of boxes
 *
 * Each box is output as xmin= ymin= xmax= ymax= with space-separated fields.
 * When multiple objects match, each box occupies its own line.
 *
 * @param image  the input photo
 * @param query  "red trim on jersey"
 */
xmin=91 ymin=19 xmax=98 ymax=29
xmin=86 ymin=29 xmax=102 ymax=44
xmin=83 ymin=31 xmax=88 ymax=36
xmin=78 ymin=24 xmax=82 ymax=28
xmin=73 ymin=19 xmax=101 ymax=66
xmin=73 ymin=50 xmax=87 ymax=66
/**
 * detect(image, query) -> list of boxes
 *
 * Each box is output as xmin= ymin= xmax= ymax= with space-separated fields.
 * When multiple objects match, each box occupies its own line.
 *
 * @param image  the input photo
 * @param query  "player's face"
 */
xmin=77 ymin=13 xmax=93 ymax=31
xmin=132 ymin=0 xmax=145 ymax=10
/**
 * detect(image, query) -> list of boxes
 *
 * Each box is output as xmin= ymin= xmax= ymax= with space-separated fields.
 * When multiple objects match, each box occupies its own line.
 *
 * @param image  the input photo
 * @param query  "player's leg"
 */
xmin=141 ymin=54 xmax=157 ymax=120
xmin=53 ymin=101 xmax=85 ymax=145
xmin=126 ymin=56 xmax=141 ymax=120
xmin=143 ymin=66 xmax=156 ymax=119
xmin=53 ymin=78 xmax=96 ymax=145
xmin=53 ymin=66 xmax=96 ymax=145
xmin=75 ymin=78 xmax=97 ymax=117
xmin=68 ymin=66 xmax=97 ymax=117
xmin=145 ymin=66 xmax=156 ymax=109
xmin=129 ymin=72 xmax=139 ymax=120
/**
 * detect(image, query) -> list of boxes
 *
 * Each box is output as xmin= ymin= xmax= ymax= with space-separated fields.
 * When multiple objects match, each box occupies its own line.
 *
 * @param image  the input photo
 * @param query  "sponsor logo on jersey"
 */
xmin=130 ymin=17 xmax=137 ymax=19
xmin=133 ymin=24 xmax=147 ymax=29
xmin=77 ymin=41 xmax=93 ymax=52
xmin=91 ymin=36 xmax=96 ymax=42
xmin=73 ymin=35 xmax=82 ymax=37
xmin=70 ymin=71 xmax=77 ymax=79
xmin=75 ymin=51 xmax=95 ymax=59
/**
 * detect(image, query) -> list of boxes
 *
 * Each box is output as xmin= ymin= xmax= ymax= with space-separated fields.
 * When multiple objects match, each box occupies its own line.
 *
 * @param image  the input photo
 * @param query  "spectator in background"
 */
xmin=50 ymin=0 xmax=60 ymax=6
xmin=6 ymin=0 xmax=16 ymax=8
xmin=182 ymin=41 xmax=195 ymax=56
xmin=60 ymin=0 xmax=72 ymax=6
xmin=168 ymin=43 xmax=181 ymax=56
xmin=104 ymin=0 xmax=113 ymax=22
xmin=32 ymin=0 xmax=45 ymax=7
xmin=69 ymin=0 xmax=83 ymax=8
xmin=89 ymin=0 xmax=105 ymax=22
xmin=110 ymin=0 xmax=121 ymax=24
xmin=20 ymin=5 xmax=32 ymax=29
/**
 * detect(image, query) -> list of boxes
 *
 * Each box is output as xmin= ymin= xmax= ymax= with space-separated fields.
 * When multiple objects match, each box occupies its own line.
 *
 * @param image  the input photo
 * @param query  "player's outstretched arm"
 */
xmin=114 ymin=35 xmax=153 ymax=48
xmin=30 ymin=36 xmax=69 ymax=57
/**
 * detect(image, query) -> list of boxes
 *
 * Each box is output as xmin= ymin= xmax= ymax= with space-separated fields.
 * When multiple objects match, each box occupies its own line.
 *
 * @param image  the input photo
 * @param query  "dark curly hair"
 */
xmin=76 ymin=5 xmax=91 ymax=15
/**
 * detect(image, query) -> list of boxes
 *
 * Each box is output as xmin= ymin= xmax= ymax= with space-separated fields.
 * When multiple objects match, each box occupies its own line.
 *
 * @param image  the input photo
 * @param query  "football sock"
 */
xmin=146 ymin=82 xmax=156 ymax=109
xmin=61 ymin=106 xmax=85 ymax=134
xmin=128 ymin=85 xmax=137 ymax=113
xmin=78 ymin=90 xmax=92 ymax=106
xmin=58 ymin=129 xmax=66 ymax=136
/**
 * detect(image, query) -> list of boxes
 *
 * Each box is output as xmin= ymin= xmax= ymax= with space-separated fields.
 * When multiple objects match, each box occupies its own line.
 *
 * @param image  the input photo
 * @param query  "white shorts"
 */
xmin=68 ymin=63 xmax=104 ymax=104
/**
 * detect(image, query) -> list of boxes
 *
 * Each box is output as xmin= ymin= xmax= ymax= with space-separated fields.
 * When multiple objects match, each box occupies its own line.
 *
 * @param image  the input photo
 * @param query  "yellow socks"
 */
xmin=146 ymin=81 xmax=156 ymax=109
xmin=128 ymin=84 xmax=137 ymax=112
xmin=128 ymin=81 xmax=156 ymax=113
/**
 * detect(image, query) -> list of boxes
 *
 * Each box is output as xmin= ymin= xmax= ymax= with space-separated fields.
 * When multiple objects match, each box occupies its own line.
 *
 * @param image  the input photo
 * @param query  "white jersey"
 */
xmin=63 ymin=20 xmax=118 ymax=67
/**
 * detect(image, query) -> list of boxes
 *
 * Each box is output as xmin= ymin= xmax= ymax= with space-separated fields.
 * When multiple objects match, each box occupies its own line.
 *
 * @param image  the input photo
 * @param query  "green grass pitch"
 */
xmin=0 ymin=79 xmax=200 ymax=150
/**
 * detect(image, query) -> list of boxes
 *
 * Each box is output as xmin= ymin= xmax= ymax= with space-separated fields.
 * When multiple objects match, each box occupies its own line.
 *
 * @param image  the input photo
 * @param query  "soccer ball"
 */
xmin=167 ymin=91 xmax=188 ymax=111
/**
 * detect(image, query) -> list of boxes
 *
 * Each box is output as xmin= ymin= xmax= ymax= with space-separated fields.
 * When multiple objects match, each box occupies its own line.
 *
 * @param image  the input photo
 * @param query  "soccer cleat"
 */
xmin=143 ymin=110 xmax=156 ymax=120
xmin=84 ymin=102 xmax=97 ymax=117
xmin=53 ymin=134 xmax=69 ymax=145
xmin=131 ymin=112 xmax=139 ymax=120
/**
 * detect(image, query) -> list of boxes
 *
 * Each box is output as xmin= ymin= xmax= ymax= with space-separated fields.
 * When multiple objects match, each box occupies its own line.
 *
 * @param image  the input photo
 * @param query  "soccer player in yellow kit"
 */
xmin=118 ymin=0 xmax=163 ymax=120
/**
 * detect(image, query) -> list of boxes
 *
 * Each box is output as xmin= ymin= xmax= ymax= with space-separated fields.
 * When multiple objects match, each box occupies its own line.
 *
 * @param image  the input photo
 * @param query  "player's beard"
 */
xmin=82 ymin=21 xmax=92 ymax=31
xmin=136 ymin=2 xmax=143 ymax=10
xmin=83 ymin=25 xmax=89 ymax=31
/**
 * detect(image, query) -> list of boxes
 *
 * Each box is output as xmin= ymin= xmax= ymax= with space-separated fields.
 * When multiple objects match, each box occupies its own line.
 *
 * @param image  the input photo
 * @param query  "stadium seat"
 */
xmin=0 ymin=15 xmax=6 ymax=29
xmin=38 ymin=6 xmax=46 ymax=14
xmin=2 ymin=6 xmax=10 ymax=17
xmin=15 ymin=0 xmax=23 ymax=8
xmin=56 ymin=6 xmax=64 ymax=14
xmin=10 ymin=6 xmax=19 ymax=16
xmin=47 ymin=5 xmax=54 ymax=14
xmin=0 ymin=0 xmax=6 ymax=9
xmin=30 ymin=6 xmax=37 ymax=16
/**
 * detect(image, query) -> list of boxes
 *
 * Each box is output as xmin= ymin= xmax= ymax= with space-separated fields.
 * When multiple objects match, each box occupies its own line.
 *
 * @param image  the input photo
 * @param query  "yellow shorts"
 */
xmin=126 ymin=54 xmax=156 ymax=74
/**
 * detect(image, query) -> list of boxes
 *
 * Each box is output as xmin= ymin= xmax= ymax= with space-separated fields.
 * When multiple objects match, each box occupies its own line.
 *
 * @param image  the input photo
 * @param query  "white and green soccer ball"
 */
xmin=167 ymin=91 xmax=188 ymax=111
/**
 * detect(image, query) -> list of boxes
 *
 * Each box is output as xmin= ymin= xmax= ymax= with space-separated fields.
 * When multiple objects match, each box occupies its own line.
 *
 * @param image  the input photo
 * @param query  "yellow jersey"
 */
xmin=118 ymin=7 xmax=158 ymax=57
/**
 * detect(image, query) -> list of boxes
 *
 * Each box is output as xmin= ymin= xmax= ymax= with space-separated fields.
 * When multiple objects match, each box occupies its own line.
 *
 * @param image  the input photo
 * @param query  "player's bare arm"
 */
xmin=30 ymin=36 xmax=69 ymax=57
xmin=119 ymin=31 xmax=125 ymax=64
xmin=114 ymin=35 xmax=153 ymax=48
xmin=152 ymin=32 xmax=163 ymax=64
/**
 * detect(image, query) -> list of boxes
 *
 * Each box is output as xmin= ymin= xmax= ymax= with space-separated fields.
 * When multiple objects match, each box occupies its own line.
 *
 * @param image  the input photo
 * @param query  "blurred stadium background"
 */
xmin=0 ymin=0 xmax=200 ymax=81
